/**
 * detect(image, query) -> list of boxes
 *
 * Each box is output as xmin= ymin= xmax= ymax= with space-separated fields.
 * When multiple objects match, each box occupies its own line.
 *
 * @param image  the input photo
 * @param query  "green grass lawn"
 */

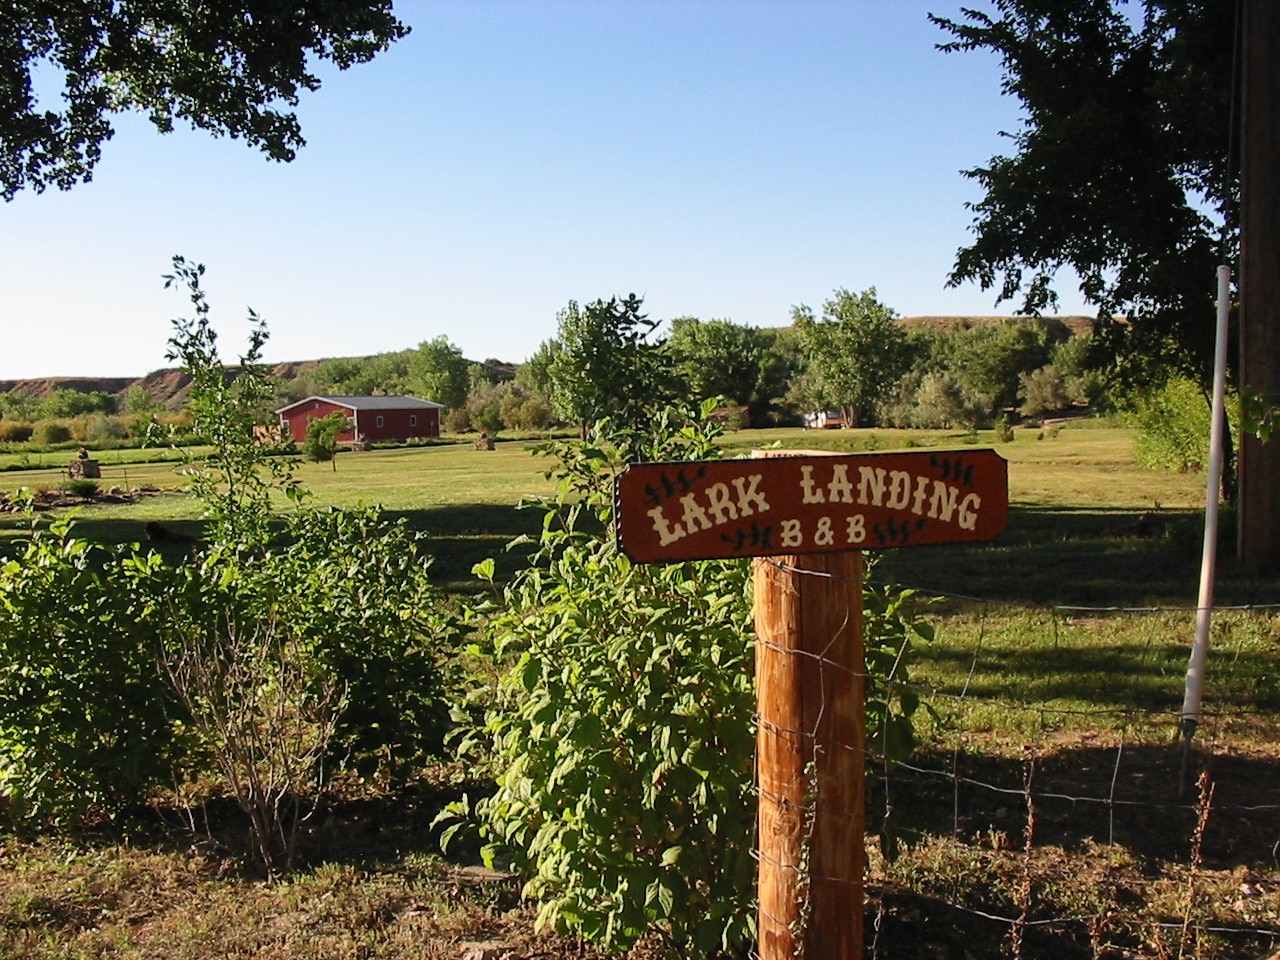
xmin=0 ymin=422 xmax=1243 ymax=602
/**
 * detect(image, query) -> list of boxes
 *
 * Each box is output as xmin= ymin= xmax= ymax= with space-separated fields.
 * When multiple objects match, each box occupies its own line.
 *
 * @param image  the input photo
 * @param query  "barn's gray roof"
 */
xmin=275 ymin=395 xmax=445 ymax=414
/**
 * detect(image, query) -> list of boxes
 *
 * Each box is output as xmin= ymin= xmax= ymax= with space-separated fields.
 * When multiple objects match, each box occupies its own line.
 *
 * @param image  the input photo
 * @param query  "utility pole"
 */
xmin=1237 ymin=0 xmax=1280 ymax=574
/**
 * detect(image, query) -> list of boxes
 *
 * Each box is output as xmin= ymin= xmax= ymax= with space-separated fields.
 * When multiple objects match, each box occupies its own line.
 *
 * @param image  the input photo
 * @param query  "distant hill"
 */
xmin=899 ymin=314 xmax=1097 ymax=337
xmin=0 ymin=361 xmax=328 ymax=411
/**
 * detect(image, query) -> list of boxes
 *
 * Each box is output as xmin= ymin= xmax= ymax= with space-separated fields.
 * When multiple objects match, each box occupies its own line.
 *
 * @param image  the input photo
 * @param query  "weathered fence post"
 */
xmin=754 ymin=549 xmax=864 ymax=959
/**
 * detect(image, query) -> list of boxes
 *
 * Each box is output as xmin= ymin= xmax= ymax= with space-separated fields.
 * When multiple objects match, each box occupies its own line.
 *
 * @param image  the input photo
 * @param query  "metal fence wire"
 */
xmin=748 ymin=559 xmax=1280 ymax=960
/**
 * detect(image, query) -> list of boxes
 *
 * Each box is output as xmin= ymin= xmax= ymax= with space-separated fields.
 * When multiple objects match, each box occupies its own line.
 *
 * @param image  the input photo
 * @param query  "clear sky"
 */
xmin=0 ymin=1 xmax=1090 ymax=381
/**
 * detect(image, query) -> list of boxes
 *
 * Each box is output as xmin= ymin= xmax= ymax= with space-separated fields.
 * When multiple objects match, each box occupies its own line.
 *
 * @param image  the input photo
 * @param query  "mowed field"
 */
xmin=0 ymin=421 xmax=1227 ymax=601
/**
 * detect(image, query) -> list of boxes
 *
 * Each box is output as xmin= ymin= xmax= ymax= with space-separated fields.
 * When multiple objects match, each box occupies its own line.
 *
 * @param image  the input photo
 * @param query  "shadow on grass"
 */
xmin=874 ymin=740 xmax=1280 ymax=872
xmin=917 ymin=642 xmax=1280 ymax=713
xmin=876 ymin=504 xmax=1279 ymax=609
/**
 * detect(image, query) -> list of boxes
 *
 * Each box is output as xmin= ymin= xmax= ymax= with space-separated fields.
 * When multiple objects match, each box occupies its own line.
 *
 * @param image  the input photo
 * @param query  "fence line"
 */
xmin=749 ymin=558 xmax=1280 ymax=958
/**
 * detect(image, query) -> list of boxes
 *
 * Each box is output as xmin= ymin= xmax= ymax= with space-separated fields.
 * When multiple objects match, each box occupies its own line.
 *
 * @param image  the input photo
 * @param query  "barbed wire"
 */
xmin=762 ymin=556 xmax=1280 ymax=614
xmin=749 ymin=556 xmax=1280 ymax=957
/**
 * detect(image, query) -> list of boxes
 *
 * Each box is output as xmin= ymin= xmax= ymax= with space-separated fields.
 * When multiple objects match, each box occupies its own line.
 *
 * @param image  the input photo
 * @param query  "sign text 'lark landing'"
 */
xmin=615 ymin=450 xmax=1008 ymax=563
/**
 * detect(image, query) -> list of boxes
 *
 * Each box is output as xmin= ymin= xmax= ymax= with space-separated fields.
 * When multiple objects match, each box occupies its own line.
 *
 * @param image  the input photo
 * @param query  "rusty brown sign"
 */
xmin=615 ymin=449 xmax=1008 ymax=563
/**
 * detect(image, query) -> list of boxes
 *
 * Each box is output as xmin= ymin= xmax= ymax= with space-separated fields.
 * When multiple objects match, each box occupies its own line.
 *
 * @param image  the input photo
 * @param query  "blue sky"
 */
xmin=0 ymin=1 xmax=1090 ymax=381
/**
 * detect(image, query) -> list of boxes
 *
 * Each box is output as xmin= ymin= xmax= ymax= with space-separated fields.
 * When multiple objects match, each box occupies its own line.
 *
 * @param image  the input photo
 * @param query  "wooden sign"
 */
xmin=616 ymin=449 xmax=1008 ymax=563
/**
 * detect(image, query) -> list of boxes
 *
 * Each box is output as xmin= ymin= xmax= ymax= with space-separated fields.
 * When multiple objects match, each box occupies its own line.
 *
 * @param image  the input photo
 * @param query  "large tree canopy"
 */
xmin=1 ymin=1 xmax=408 ymax=199
xmin=789 ymin=287 xmax=909 ymax=428
xmin=931 ymin=0 xmax=1237 ymax=382
xmin=549 ymin=295 xmax=668 ymax=439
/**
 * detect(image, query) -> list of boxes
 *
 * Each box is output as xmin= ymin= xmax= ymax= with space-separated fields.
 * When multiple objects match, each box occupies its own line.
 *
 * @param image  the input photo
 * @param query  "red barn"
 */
xmin=274 ymin=395 xmax=444 ymax=444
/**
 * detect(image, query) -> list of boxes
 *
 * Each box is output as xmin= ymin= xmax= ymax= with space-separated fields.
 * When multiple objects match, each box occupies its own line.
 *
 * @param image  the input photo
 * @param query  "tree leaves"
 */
xmin=0 ymin=1 xmax=408 ymax=198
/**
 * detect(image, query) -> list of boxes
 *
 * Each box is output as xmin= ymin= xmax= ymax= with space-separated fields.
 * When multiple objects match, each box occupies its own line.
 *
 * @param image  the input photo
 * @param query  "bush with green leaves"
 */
xmin=302 ymin=410 xmax=346 ymax=465
xmin=1121 ymin=375 xmax=1235 ymax=472
xmin=0 ymin=515 xmax=188 ymax=824
xmin=31 ymin=420 xmax=72 ymax=445
xmin=0 ymin=262 xmax=462 ymax=835
xmin=274 ymin=506 xmax=460 ymax=774
xmin=0 ymin=421 xmax=34 ymax=442
xmin=463 ymin=404 xmax=757 ymax=957
xmin=1018 ymin=364 xmax=1070 ymax=419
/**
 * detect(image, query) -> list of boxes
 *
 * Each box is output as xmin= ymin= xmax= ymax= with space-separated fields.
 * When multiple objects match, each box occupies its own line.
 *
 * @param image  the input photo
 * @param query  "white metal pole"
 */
xmin=1181 ymin=264 xmax=1233 ymax=738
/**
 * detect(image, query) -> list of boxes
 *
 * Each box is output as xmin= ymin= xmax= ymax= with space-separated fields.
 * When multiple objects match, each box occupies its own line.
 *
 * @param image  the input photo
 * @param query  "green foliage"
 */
xmin=548 ymin=295 xmax=671 ymax=438
xmin=882 ymin=369 xmax=989 ymax=430
xmin=1018 ymin=365 xmax=1070 ymax=419
xmin=1122 ymin=375 xmax=1219 ymax=472
xmin=302 ymin=411 xmax=347 ymax=465
xmin=80 ymin=412 xmax=128 ymax=444
xmin=936 ymin=319 xmax=1056 ymax=416
xmin=664 ymin=317 xmax=791 ymax=427
xmin=163 ymin=256 xmax=303 ymax=547
xmin=931 ymin=1 xmax=1234 ymax=383
xmin=1241 ymin=387 xmax=1279 ymax=444
xmin=41 ymin=388 xmax=115 ymax=418
xmin=862 ymin=570 xmax=936 ymax=859
xmin=790 ymin=287 xmax=908 ymax=427
xmin=464 ymin=402 xmax=756 ymax=956
xmin=313 ymin=350 xmax=413 ymax=397
xmin=0 ymin=267 xmax=459 ymax=832
xmin=408 ymin=336 xmax=470 ymax=411
xmin=30 ymin=421 xmax=71 ymax=445
xmin=0 ymin=421 xmax=33 ymax=442
xmin=515 ymin=338 xmax=560 ymax=402
xmin=0 ymin=515 xmax=186 ymax=824
xmin=274 ymin=507 xmax=459 ymax=774
xmin=2 ymin=1 xmax=408 ymax=199
xmin=121 ymin=384 xmax=159 ymax=416
xmin=158 ymin=578 xmax=344 ymax=880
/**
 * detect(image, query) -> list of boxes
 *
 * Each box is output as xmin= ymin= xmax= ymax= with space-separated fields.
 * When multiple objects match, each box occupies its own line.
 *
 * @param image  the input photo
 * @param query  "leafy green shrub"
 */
xmin=66 ymin=478 xmax=99 ymax=498
xmin=1018 ymin=364 xmax=1070 ymax=418
xmin=1121 ymin=376 xmax=1232 ymax=472
xmin=465 ymin=406 xmax=757 ymax=956
xmin=150 ymin=541 xmax=347 ymax=878
xmin=0 ymin=517 xmax=189 ymax=824
xmin=80 ymin=412 xmax=128 ymax=444
xmin=302 ymin=410 xmax=346 ymax=465
xmin=0 ymin=421 xmax=33 ymax=442
xmin=31 ymin=420 xmax=72 ymax=445
xmin=161 ymin=258 xmax=458 ymax=773
xmin=443 ymin=406 xmax=472 ymax=433
xmin=277 ymin=506 xmax=460 ymax=773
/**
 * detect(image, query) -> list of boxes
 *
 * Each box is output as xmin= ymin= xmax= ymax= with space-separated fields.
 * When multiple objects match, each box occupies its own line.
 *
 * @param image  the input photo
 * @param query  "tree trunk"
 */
xmin=1237 ymin=0 xmax=1280 ymax=574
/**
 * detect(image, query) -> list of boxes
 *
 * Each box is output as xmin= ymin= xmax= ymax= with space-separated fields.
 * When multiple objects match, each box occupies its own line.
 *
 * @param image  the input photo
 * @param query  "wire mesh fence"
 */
xmin=749 ymin=559 xmax=1280 ymax=960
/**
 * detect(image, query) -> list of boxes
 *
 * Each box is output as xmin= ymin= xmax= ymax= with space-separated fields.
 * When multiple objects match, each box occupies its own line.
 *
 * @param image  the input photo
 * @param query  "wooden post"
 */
xmin=754 ymin=551 xmax=865 ymax=960
xmin=1238 ymin=0 xmax=1280 ymax=574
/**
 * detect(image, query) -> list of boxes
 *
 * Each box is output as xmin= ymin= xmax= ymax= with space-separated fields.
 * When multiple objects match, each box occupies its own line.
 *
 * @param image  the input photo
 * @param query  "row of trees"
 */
xmin=0 ymin=291 xmax=1119 ymax=447
xmin=264 ymin=289 xmax=1111 ymax=440
xmin=0 ymin=384 xmax=162 ymax=422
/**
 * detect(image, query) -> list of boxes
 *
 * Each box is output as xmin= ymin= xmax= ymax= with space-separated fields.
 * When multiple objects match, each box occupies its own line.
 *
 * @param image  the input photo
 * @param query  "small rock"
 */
xmin=459 ymin=943 xmax=510 ymax=960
